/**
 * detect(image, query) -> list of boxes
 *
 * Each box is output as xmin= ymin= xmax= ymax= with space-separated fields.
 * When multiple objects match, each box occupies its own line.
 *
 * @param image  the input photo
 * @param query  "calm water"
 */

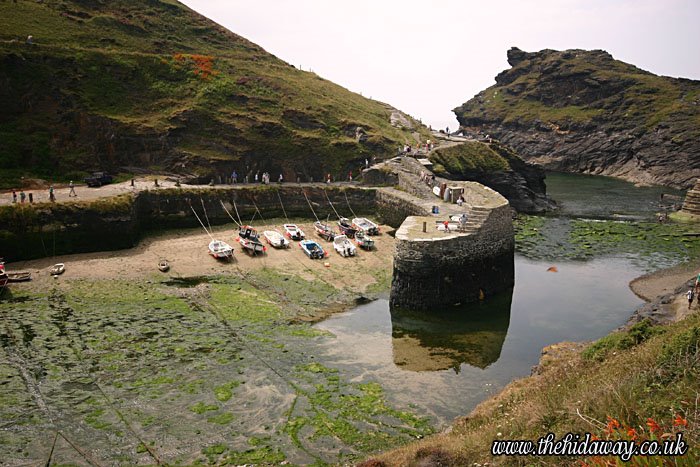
xmin=546 ymin=172 xmax=685 ymax=220
xmin=313 ymin=173 xmax=686 ymax=426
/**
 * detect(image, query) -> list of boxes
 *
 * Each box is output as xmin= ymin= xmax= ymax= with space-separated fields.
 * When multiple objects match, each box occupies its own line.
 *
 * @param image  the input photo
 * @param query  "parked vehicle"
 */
xmin=84 ymin=172 xmax=113 ymax=187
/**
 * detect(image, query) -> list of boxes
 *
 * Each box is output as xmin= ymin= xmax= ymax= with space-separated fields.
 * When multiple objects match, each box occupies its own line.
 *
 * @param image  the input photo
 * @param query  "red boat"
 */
xmin=0 ymin=260 xmax=8 ymax=291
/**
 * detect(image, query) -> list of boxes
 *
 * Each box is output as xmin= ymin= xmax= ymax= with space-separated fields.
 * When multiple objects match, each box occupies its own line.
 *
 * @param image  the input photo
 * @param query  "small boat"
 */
xmin=237 ymin=225 xmax=266 ymax=255
xmin=263 ymin=230 xmax=290 ymax=249
xmin=0 ymin=261 xmax=8 ymax=290
xmin=50 ymin=263 xmax=66 ymax=276
xmin=314 ymin=221 xmax=336 ymax=241
xmin=354 ymin=231 xmax=375 ymax=250
xmin=283 ymin=223 xmax=305 ymax=241
xmin=333 ymin=235 xmax=356 ymax=257
xmin=209 ymin=240 xmax=234 ymax=260
xmin=158 ymin=260 xmax=170 ymax=272
xmin=337 ymin=217 xmax=357 ymax=238
xmin=352 ymin=217 xmax=380 ymax=236
xmin=7 ymin=271 xmax=31 ymax=282
xmin=299 ymin=240 xmax=327 ymax=259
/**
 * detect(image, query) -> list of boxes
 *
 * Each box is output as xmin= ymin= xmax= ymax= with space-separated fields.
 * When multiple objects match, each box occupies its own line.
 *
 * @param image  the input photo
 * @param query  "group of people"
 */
xmin=686 ymin=274 xmax=700 ymax=309
xmin=10 ymin=184 xmax=64 ymax=204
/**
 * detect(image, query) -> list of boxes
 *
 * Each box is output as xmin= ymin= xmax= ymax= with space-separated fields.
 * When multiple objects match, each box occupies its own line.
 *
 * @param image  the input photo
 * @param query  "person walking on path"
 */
xmin=443 ymin=219 xmax=450 ymax=233
xmin=69 ymin=181 xmax=77 ymax=197
xmin=49 ymin=185 xmax=55 ymax=202
xmin=232 ymin=170 xmax=238 ymax=184
xmin=348 ymin=171 xmax=352 ymax=182
xmin=278 ymin=173 xmax=284 ymax=183
xmin=687 ymin=288 xmax=695 ymax=309
xmin=12 ymin=190 xmax=17 ymax=203
xmin=20 ymin=190 xmax=26 ymax=203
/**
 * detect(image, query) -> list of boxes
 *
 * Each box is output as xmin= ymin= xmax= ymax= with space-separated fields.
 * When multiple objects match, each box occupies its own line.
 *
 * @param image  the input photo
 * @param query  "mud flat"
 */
xmin=0 ymin=221 xmax=439 ymax=466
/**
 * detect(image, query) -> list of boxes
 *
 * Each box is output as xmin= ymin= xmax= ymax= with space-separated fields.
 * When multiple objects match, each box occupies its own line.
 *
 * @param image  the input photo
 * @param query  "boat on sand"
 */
xmin=209 ymin=240 xmax=234 ymax=259
xmin=263 ymin=230 xmax=290 ymax=249
xmin=300 ymin=240 xmax=327 ymax=259
xmin=333 ymin=235 xmax=356 ymax=257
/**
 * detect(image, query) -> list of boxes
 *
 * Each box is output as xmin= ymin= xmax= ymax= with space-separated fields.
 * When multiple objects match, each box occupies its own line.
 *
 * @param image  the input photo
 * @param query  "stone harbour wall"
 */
xmin=389 ymin=204 xmax=514 ymax=311
xmin=0 ymin=185 xmax=377 ymax=262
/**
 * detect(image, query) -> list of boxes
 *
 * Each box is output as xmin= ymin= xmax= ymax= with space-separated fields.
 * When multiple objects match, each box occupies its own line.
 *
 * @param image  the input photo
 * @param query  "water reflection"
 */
xmin=390 ymin=290 xmax=513 ymax=372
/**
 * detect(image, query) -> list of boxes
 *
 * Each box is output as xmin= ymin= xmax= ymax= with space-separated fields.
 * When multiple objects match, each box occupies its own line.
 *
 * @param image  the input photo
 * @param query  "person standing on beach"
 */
xmin=12 ymin=190 xmax=17 ymax=203
xmin=20 ymin=190 xmax=26 ymax=203
xmin=69 ymin=181 xmax=77 ymax=197
xmin=49 ymin=185 xmax=55 ymax=202
xmin=687 ymin=288 xmax=695 ymax=309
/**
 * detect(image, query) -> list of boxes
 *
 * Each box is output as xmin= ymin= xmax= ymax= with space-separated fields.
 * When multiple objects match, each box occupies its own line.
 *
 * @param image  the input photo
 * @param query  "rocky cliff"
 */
xmin=429 ymin=140 xmax=555 ymax=213
xmin=454 ymin=47 xmax=700 ymax=189
xmin=0 ymin=0 xmax=429 ymax=189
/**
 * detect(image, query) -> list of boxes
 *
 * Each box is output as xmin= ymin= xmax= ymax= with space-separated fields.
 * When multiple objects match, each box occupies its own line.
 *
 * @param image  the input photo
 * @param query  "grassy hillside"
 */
xmin=0 ymin=0 xmax=429 ymax=188
xmin=429 ymin=141 xmax=511 ymax=175
xmin=367 ymin=311 xmax=700 ymax=466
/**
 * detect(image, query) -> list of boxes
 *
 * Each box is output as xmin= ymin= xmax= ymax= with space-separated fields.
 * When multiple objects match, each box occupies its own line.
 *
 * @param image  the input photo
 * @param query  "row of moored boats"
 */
xmin=208 ymin=217 xmax=380 ymax=260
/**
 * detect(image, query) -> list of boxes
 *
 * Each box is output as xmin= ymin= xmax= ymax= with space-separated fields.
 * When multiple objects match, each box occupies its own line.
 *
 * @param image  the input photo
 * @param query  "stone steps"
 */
xmin=682 ymin=180 xmax=700 ymax=215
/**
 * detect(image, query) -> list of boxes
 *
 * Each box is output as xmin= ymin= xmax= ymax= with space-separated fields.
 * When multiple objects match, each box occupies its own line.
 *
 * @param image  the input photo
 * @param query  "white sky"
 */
xmin=181 ymin=0 xmax=700 ymax=131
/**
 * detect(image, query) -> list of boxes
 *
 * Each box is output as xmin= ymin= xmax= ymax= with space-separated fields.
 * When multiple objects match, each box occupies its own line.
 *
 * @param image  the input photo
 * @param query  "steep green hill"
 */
xmin=454 ymin=48 xmax=700 ymax=189
xmin=0 ymin=0 xmax=428 ymax=188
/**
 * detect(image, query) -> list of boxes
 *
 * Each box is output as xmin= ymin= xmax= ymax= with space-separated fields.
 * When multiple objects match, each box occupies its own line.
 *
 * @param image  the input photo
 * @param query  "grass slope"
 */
xmin=366 ymin=310 xmax=700 ymax=466
xmin=0 ymin=0 xmax=429 ymax=188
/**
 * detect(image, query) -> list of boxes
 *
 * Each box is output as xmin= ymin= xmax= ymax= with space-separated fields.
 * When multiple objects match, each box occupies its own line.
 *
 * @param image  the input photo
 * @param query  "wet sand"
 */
xmin=629 ymin=259 xmax=700 ymax=302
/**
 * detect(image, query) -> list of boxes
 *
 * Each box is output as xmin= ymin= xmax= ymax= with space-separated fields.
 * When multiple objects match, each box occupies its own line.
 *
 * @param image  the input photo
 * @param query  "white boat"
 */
xmin=333 ymin=235 xmax=356 ymax=257
xmin=351 ymin=217 xmax=380 ymax=236
xmin=283 ymin=223 xmax=305 ymax=241
xmin=263 ymin=230 xmax=290 ymax=248
xmin=208 ymin=240 xmax=234 ymax=259
xmin=50 ymin=263 xmax=66 ymax=276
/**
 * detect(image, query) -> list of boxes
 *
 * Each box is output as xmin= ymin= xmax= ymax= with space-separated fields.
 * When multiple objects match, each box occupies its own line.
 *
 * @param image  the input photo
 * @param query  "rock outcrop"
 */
xmin=454 ymin=47 xmax=700 ymax=189
xmin=429 ymin=140 xmax=555 ymax=213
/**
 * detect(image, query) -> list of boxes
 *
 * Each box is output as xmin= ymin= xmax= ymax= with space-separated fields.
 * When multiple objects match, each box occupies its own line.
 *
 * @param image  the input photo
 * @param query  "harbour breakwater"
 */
xmin=365 ymin=157 xmax=515 ymax=310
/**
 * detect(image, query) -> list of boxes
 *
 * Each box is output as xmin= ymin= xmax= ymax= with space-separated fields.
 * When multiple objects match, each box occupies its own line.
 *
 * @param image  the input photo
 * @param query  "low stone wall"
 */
xmin=0 ymin=185 xmax=377 ymax=262
xmin=375 ymin=189 xmax=430 ymax=228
